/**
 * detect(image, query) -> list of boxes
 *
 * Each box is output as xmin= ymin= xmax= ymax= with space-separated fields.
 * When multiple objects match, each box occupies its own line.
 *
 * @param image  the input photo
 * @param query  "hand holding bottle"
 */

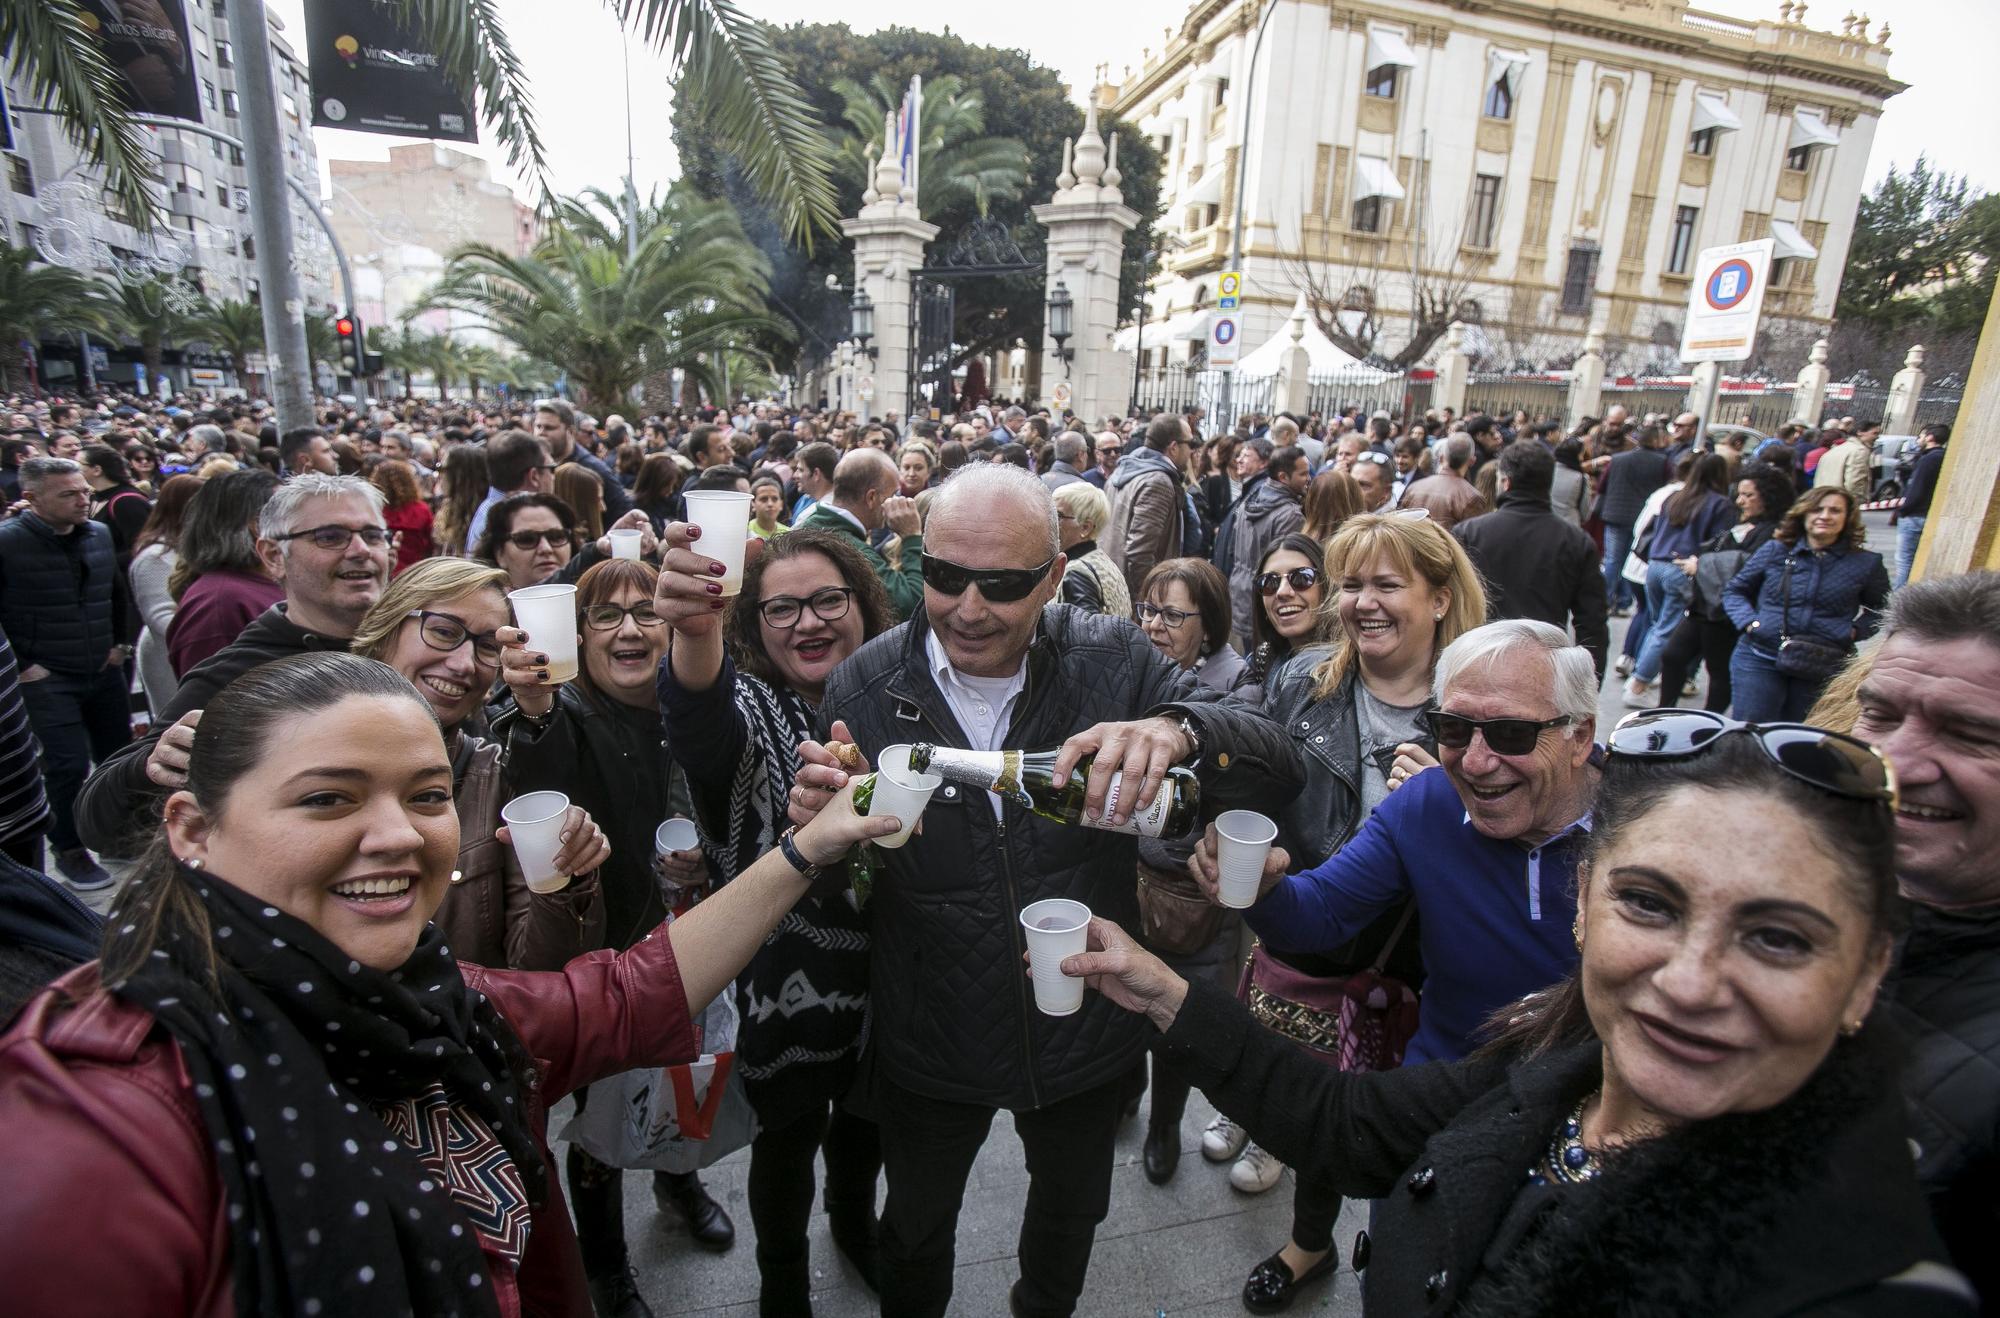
xmin=1048 ymin=716 xmax=1195 ymax=828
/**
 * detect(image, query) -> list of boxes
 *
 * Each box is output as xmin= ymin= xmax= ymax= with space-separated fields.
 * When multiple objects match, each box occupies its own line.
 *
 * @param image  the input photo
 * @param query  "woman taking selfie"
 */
xmin=0 ymin=652 xmax=907 ymax=1317
xmin=1072 ymin=710 xmax=1972 ymax=1316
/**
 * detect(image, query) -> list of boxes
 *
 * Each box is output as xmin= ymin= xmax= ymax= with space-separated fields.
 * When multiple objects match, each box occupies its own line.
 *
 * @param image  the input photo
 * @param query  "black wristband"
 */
xmin=778 ymin=826 xmax=823 ymax=880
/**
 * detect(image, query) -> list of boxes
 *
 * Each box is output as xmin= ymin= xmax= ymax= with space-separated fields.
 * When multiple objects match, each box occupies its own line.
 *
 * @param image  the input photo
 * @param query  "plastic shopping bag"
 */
xmin=560 ymin=988 xmax=759 ymax=1172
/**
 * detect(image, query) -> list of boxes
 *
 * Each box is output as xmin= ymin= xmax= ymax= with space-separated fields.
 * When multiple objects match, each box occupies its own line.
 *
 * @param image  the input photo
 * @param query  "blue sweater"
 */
xmin=1246 ymin=764 xmax=1584 ymax=1065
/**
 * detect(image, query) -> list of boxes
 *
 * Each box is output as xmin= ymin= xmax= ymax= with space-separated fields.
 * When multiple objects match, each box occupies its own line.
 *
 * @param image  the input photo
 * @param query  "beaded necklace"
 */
xmin=1537 ymin=1095 xmax=1604 ymax=1185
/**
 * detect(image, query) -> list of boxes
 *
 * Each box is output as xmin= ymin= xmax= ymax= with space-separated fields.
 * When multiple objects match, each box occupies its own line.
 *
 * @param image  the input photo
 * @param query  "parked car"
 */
xmin=1871 ymin=434 xmax=1919 ymax=500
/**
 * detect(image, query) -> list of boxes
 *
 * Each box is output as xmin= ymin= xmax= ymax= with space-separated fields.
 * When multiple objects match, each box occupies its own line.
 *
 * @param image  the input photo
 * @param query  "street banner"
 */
xmin=79 ymin=0 xmax=203 ymax=123
xmin=304 ymin=0 xmax=477 ymax=142
xmin=1679 ymin=239 xmax=1775 ymax=364
xmin=897 ymin=76 xmax=922 ymax=205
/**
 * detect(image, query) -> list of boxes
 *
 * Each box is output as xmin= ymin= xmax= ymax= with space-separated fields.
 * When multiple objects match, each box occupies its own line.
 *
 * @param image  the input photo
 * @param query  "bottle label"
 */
xmin=1083 ymin=772 xmax=1170 ymax=838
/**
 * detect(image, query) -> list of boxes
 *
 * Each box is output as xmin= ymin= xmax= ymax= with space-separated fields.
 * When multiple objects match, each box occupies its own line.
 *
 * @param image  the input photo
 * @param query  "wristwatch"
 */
xmin=1172 ymin=712 xmax=1205 ymax=764
xmin=778 ymin=825 xmax=824 ymax=881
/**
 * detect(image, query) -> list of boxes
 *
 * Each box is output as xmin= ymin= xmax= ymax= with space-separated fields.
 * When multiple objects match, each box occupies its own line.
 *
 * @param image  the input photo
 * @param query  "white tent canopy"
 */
xmin=1235 ymin=314 xmax=1393 ymax=380
xmin=1690 ymin=92 xmax=1743 ymax=134
xmin=1788 ymin=108 xmax=1840 ymax=153
xmin=1770 ymin=218 xmax=1819 ymax=261
xmin=1366 ymin=26 xmax=1418 ymax=72
xmin=1114 ymin=307 xmax=1212 ymax=353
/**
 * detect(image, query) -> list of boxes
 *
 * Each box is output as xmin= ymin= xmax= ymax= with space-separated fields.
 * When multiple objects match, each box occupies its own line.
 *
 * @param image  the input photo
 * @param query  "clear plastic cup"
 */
xmin=682 ymin=491 xmax=753 ymax=595
xmin=501 ymin=791 xmax=571 ymax=894
xmin=655 ymin=817 xmax=699 ymax=857
xmin=1214 ymin=809 xmax=1279 ymax=909
xmin=868 ymin=744 xmax=940 ymax=849
xmin=508 ymin=583 xmax=579 ymax=684
xmin=1020 ymin=898 xmax=1092 ymax=1016
xmin=608 ymin=528 xmax=643 ymax=560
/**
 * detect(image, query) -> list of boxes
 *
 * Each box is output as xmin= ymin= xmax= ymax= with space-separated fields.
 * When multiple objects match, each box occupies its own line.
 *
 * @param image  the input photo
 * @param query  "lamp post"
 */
xmin=1221 ymin=0 xmax=1285 ymax=433
xmin=1128 ymin=301 xmax=1147 ymax=414
xmin=849 ymin=288 xmax=877 ymax=362
xmin=1048 ymin=279 xmax=1075 ymax=373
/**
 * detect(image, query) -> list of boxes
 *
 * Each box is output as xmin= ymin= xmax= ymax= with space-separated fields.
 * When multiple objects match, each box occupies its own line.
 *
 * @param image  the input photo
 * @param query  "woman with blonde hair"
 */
xmin=1054 ymin=480 xmax=1132 ymax=617
xmin=553 ymin=461 xmax=606 ymax=541
xmin=350 ymin=556 xmax=608 ymax=971
xmin=1207 ymin=511 xmax=1487 ymax=1314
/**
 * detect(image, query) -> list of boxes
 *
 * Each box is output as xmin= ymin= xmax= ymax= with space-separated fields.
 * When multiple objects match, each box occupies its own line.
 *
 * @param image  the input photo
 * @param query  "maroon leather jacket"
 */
xmin=0 ymin=930 xmax=698 ymax=1317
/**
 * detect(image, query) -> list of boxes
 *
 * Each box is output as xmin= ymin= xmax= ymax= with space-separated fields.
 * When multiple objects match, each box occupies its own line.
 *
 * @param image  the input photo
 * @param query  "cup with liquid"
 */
xmin=868 ymin=745 xmax=941 ymax=849
xmin=500 ymin=791 xmax=572 ymax=894
xmin=1019 ymin=898 xmax=1092 ymax=1016
xmin=508 ymin=583 xmax=579 ymax=683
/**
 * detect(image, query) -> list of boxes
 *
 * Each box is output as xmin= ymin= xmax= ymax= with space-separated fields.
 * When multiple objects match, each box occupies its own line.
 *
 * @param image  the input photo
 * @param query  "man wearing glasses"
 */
xmin=1193 ymin=618 xmax=1597 ymax=1069
xmin=76 ymin=475 xmax=393 ymax=858
xmin=787 ymin=464 xmax=1301 ymax=1318
xmin=1081 ymin=430 xmax=1121 ymax=490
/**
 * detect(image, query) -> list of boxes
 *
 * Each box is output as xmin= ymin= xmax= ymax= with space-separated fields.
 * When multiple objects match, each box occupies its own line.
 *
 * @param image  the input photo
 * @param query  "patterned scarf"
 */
xmin=112 ymin=865 xmax=546 ymax=1317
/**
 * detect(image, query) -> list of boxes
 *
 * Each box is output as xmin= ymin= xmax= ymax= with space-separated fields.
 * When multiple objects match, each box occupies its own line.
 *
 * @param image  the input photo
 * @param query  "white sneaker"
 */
xmin=1613 ymin=654 xmax=1635 ymax=679
xmin=1229 ymin=1142 xmax=1286 ymax=1193
xmin=1201 ymin=1112 xmax=1248 ymax=1163
xmin=1621 ymin=678 xmax=1658 ymax=710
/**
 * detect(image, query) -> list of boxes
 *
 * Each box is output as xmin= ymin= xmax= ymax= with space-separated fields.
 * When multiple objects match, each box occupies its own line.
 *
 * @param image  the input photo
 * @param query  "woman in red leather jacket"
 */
xmin=0 ymin=651 xmax=899 ymax=1318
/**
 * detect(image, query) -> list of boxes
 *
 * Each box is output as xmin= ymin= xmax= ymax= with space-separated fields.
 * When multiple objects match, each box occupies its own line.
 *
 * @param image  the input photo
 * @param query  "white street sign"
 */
xmin=1208 ymin=313 xmax=1242 ymax=367
xmin=858 ymin=374 xmax=875 ymax=400
xmin=1679 ymin=239 xmax=1775 ymax=364
xmin=1051 ymin=381 xmax=1072 ymax=409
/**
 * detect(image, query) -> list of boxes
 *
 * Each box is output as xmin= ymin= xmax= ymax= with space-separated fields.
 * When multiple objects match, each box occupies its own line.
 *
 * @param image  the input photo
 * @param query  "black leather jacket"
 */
xmin=819 ymin=603 xmax=1302 ymax=1110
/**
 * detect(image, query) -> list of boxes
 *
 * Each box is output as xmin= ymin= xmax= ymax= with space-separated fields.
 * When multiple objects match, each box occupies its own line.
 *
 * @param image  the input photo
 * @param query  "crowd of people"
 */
xmin=0 ymin=381 xmax=1989 ymax=1318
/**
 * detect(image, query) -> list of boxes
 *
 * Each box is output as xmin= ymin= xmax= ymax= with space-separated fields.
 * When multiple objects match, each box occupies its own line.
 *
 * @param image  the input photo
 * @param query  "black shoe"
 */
xmin=654 ymin=1173 xmax=736 ymax=1252
xmin=1242 ymin=1250 xmax=1337 ymax=1314
xmin=586 ymin=1263 xmax=656 ymax=1318
xmin=827 ymin=1210 xmax=880 ymax=1293
xmin=55 ymin=848 xmax=114 ymax=892
xmin=1143 ymin=1120 xmax=1180 ymax=1185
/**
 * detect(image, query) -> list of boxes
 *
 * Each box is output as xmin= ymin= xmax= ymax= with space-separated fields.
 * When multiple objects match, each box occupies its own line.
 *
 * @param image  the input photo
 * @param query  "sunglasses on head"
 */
xmin=1608 ymin=709 xmax=1897 ymax=806
xmin=1257 ymin=566 xmax=1322 ymax=596
xmin=920 ymin=553 xmax=1055 ymax=602
xmin=1426 ymin=711 xmax=1574 ymax=756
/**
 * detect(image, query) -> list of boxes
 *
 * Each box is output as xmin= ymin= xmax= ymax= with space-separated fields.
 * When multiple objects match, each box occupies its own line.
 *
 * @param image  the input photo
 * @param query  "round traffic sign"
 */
xmin=1218 ymin=272 xmax=1241 ymax=299
xmin=1213 ymin=317 xmax=1238 ymax=345
xmin=1705 ymin=259 xmax=1755 ymax=311
xmin=1051 ymin=381 xmax=1073 ymax=408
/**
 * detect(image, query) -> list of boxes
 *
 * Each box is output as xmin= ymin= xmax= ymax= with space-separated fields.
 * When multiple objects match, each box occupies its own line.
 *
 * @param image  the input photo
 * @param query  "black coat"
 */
xmin=1454 ymin=492 xmax=1611 ymax=681
xmin=0 ymin=512 xmax=124 ymax=675
xmin=1879 ymin=903 xmax=2000 ymax=1309
xmin=1159 ymin=978 xmax=1973 ymax=1317
xmin=1597 ymin=447 xmax=1674 ymax=529
xmin=819 ymin=603 xmax=1302 ymax=1110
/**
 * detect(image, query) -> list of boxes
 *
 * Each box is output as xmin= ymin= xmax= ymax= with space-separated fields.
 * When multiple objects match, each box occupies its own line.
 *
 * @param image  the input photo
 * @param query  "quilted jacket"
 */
xmin=0 ymin=511 xmax=122 ymax=676
xmin=1721 ymin=536 xmax=1891 ymax=652
xmin=1878 ymin=902 xmax=2000 ymax=1308
xmin=819 ymin=603 xmax=1302 ymax=1110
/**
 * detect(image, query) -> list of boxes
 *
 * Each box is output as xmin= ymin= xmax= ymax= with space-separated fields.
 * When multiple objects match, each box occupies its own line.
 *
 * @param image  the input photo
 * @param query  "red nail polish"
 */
xmin=710 ymin=561 xmax=726 ymax=575
xmin=707 ymin=582 xmax=722 ymax=595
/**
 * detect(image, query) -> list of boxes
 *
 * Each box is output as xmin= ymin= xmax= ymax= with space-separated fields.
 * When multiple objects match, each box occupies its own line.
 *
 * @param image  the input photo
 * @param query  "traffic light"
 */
xmin=335 ymin=313 xmax=362 ymax=375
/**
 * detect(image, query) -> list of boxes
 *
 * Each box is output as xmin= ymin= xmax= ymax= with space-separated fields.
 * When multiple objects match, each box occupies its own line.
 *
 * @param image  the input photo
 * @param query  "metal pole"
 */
xmin=621 ymin=27 xmax=638 ymax=261
xmin=1222 ymin=0 xmax=1283 ymax=435
xmin=225 ymin=0 xmax=311 ymax=427
xmin=1129 ymin=302 xmax=1145 ymax=414
xmin=1693 ymin=364 xmax=1721 ymax=453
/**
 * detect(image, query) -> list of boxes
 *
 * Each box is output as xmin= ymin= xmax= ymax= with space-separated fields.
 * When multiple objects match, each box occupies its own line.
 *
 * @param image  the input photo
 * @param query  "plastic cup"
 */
xmin=608 ymin=528 xmax=643 ymax=560
xmin=654 ymin=817 xmax=699 ymax=857
xmin=683 ymin=491 xmax=753 ymax=595
xmin=508 ymin=583 xmax=579 ymax=684
xmin=868 ymin=744 xmax=941 ymax=849
xmin=1214 ymin=809 xmax=1279 ymax=909
xmin=1020 ymin=898 xmax=1092 ymax=1016
xmin=501 ymin=791 xmax=571 ymax=894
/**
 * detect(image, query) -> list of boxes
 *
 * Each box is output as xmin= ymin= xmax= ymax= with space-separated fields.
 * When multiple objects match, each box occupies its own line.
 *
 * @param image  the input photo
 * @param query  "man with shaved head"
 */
xmin=794 ymin=447 xmax=925 ymax=618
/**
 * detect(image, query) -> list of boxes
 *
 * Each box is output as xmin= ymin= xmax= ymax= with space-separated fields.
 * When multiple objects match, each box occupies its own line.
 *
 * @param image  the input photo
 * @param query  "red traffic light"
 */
xmin=335 ymin=317 xmax=355 ymax=336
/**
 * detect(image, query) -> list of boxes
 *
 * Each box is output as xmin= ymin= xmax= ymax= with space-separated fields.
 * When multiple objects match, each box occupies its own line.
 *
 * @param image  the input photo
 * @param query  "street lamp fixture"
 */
xmin=849 ymin=288 xmax=877 ymax=362
xmin=1048 ymin=279 xmax=1075 ymax=368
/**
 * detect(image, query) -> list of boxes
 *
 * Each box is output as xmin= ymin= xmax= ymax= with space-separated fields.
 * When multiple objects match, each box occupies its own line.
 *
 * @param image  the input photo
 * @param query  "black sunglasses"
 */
xmin=1256 ymin=566 xmax=1323 ymax=597
xmin=1608 ymin=710 xmax=1898 ymax=806
xmin=920 ymin=553 xmax=1055 ymax=603
xmin=505 ymin=528 xmax=573 ymax=551
xmin=1426 ymin=711 xmax=1575 ymax=756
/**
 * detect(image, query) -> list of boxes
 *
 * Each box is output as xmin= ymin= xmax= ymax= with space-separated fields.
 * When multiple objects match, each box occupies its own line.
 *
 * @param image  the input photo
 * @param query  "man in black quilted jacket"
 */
xmin=789 ymin=464 xmax=1302 ymax=1318
xmin=1851 ymin=571 xmax=2000 ymax=1310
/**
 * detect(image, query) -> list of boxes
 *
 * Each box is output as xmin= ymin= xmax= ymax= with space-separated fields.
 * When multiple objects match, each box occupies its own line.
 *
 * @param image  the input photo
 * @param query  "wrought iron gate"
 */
xmin=906 ymin=217 xmax=1042 ymax=417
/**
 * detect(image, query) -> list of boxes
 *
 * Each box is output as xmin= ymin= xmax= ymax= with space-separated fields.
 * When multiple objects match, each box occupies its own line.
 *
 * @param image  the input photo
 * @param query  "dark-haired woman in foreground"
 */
xmin=1069 ymin=711 xmax=1974 ymax=1316
xmin=0 ymin=652 xmax=903 ymax=1317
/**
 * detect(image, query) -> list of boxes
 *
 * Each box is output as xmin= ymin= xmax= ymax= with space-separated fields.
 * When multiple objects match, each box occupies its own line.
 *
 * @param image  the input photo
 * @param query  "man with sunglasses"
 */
xmin=75 ymin=476 xmax=393 ymax=859
xmin=788 ymin=464 xmax=1301 ymax=1318
xmin=1194 ymin=619 xmax=1598 ymax=1070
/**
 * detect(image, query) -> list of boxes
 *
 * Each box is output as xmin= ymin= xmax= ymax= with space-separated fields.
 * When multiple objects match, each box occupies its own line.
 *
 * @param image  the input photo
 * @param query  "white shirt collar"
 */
xmin=820 ymin=501 xmax=868 ymax=537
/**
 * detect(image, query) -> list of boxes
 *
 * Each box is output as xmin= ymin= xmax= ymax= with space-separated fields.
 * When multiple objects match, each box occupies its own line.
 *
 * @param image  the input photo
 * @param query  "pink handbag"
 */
xmin=1240 ymin=903 xmax=1420 ymax=1073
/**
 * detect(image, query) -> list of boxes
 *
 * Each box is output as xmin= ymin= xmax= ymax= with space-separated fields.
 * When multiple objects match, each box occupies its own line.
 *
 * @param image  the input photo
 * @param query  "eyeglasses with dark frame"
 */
xmin=1137 ymin=601 xmax=1193 ymax=629
xmin=504 ymin=527 xmax=575 ymax=551
xmin=1256 ymin=566 xmax=1324 ymax=597
xmin=272 ymin=524 xmax=391 ymax=551
xmin=583 ymin=602 xmax=664 ymax=631
xmin=406 ymin=610 xmax=504 ymax=665
xmin=1425 ymin=711 xmax=1575 ymax=756
xmin=919 ymin=554 xmax=1056 ymax=603
xmin=757 ymin=587 xmax=856 ymax=629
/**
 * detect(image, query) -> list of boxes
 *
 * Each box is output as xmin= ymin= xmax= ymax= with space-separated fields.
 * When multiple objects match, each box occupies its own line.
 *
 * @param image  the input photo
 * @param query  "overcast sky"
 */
xmin=272 ymin=0 xmax=1997 ymax=204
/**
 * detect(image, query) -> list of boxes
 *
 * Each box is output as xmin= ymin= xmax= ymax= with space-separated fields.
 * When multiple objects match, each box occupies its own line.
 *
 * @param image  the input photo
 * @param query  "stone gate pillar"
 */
xmin=1884 ymin=344 xmax=1927 ymax=436
xmin=1032 ymin=102 xmax=1139 ymax=423
xmin=840 ymin=130 xmax=937 ymax=421
xmin=1567 ymin=333 xmax=1606 ymax=430
xmin=1793 ymin=338 xmax=1831 ymax=427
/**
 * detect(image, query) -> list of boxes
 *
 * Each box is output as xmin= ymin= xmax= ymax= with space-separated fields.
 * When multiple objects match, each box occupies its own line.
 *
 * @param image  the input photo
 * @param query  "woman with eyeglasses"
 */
xmin=494 ymin=556 xmax=739 ymax=1307
xmin=655 ymin=527 xmax=896 ymax=1315
xmin=1243 ymin=533 xmax=1335 ymax=691
xmin=1062 ymin=711 xmax=1971 ymax=1317
xmin=1136 ymin=558 xmax=1248 ymax=693
xmin=351 ymin=557 xmax=608 ymax=971
xmin=1207 ymin=512 xmax=1486 ymax=1312
xmin=165 ymin=468 xmax=283 ymax=678
xmin=1054 ymin=481 xmax=1131 ymax=618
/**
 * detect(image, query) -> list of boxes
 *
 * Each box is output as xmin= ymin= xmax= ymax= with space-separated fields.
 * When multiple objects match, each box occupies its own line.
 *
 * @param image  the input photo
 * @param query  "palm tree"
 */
xmin=420 ymin=188 xmax=789 ymax=412
xmin=406 ymin=332 xmax=474 ymax=400
xmin=303 ymin=314 xmax=340 ymax=385
xmin=831 ymin=74 xmax=1031 ymax=220
xmin=186 ymin=298 xmax=268 ymax=396
xmin=369 ymin=324 xmax=425 ymax=399
xmin=5 ymin=0 xmax=836 ymax=246
xmin=0 ymin=241 xmax=116 ymax=391
xmin=105 ymin=277 xmax=201 ymax=382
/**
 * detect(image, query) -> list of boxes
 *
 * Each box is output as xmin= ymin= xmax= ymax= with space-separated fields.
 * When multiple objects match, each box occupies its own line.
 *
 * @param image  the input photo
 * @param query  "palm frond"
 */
xmin=396 ymin=0 xmax=554 ymax=213
xmin=0 ymin=0 xmax=161 ymax=228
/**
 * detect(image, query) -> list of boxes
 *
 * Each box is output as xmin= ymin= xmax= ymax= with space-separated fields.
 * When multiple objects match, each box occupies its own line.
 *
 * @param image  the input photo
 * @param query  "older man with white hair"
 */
xmin=1194 ymin=618 xmax=1596 ymax=1067
xmin=787 ymin=463 xmax=1301 ymax=1318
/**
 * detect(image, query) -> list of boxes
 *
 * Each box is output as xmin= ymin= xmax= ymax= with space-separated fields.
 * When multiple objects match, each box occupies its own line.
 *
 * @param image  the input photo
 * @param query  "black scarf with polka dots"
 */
xmin=115 ymin=864 xmax=546 ymax=1317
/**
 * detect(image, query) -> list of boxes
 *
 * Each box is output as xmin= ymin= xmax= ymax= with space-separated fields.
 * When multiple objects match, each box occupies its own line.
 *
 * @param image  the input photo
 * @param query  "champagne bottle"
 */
xmin=908 ymin=743 xmax=1200 ymax=839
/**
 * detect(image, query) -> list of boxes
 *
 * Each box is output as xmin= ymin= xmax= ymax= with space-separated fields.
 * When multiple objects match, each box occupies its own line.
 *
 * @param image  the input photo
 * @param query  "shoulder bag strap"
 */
xmin=1777 ymin=553 xmax=1795 ymax=645
xmin=1369 ymin=900 xmax=1418 ymax=974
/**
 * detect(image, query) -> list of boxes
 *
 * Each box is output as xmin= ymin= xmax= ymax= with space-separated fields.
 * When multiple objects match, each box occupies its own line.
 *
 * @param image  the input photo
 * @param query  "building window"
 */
xmin=180 ymin=167 xmax=205 ymax=195
xmin=230 ymin=145 xmax=245 ymax=167
xmin=211 ymin=136 xmax=224 ymax=160
xmin=1213 ymin=78 xmax=1229 ymax=110
xmin=1667 ymin=205 xmax=1698 ymax=274
xmin=1689 ymin=127 xmax=1717 ymax=157
xmin=1366 ymin=65 xmax=1398 ymax=99
xmin=212 ymin=0 xmax=225 ymax=15
xmin=216 ymin=40 xmax=233 ymax=68
xmin=216 ymin=184 xmax=229 ymax=207
xmin=204 ymin=78 xmax=217 ymax=110
xmin=1785 ymin=145 xmax=1812 ymax=171
xmin=1560 ymin=243 xmax=1599 ymax=313
xmin=243 ymin=237 xmax=256 ymax=259
xmin=282 ymin=94 xmax=299 ymax=125
xmin=1467 ymin=173 xmax=1501 ymax=247
xmin=1352 ymin=194 xmax=1383 ymax=234
xmin=222 ymin=89 xmax=240 ymax=116
xmin=1483 ymin=75 xmax=1514 ymax=120
xmin=1770 ymin=257 xmax=1793 ymax=288
xmin=8 ymin=155 xmax=33 ymax=197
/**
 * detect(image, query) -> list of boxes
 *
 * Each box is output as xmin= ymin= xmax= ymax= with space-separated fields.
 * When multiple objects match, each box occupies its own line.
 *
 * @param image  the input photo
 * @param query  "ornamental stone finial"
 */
xmin=1057 ymin=138 xmax=1077 ymax=192
xmin=1073 ymin=100 xmax=1107 ymax=188
xmin=1103 ymin=133 xmax=1123 ymax=192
